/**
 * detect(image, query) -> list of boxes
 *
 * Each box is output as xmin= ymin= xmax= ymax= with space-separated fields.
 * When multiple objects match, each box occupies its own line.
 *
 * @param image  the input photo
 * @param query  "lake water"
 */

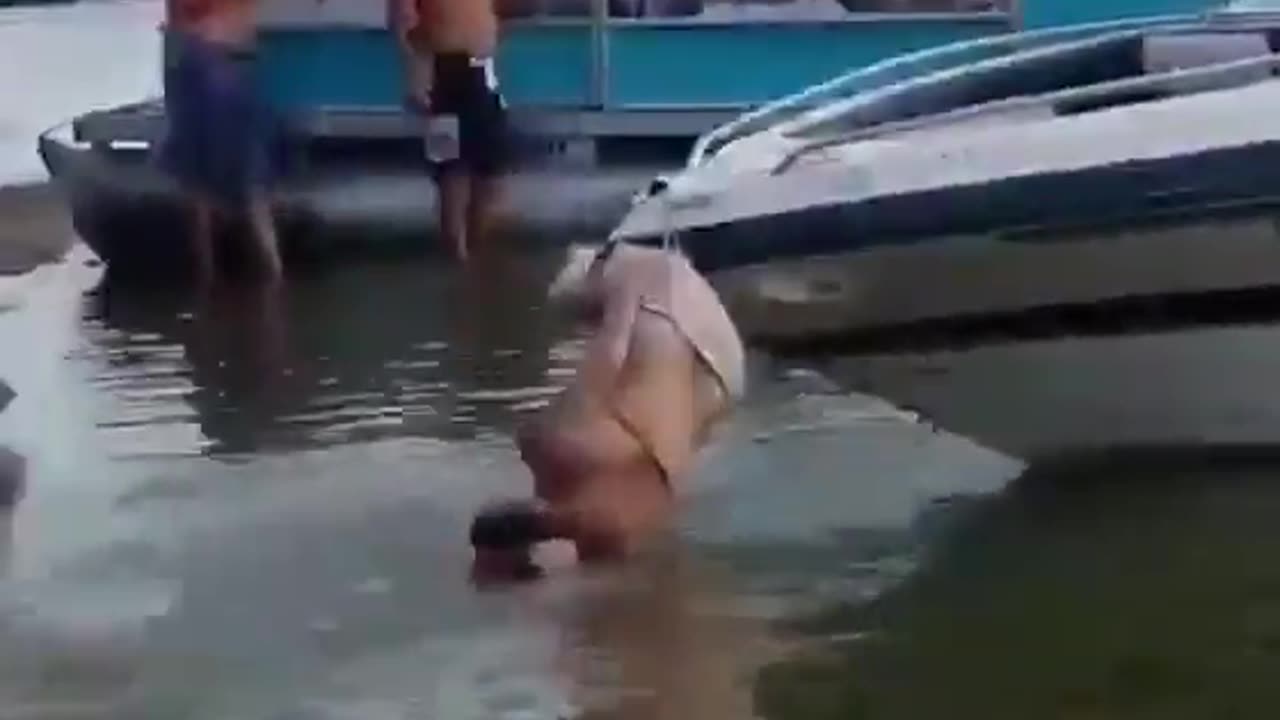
xmin=0 ymin=14 xmax=1015 ymax=702
xmin=0 ymin=247 xmax=1020 ymax=719
xmin=4 ymin=2 xmax=1280 ymax=719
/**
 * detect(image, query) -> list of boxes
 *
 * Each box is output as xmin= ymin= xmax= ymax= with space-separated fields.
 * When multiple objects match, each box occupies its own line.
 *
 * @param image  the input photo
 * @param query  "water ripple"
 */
xmin=0 ymin=236 xmax=1020 ymax=718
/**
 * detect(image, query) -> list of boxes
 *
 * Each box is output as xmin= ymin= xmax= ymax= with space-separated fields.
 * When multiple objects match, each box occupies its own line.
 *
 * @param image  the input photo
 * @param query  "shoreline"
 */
xmin=0 ymin=181 xmax=75 ymax=277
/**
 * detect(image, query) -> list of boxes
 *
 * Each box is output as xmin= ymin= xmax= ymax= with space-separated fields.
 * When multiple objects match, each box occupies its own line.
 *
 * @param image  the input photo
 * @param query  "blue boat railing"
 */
xmin=771 ymin=45 xmax=1280 ymax=174
xmin=684 ymin=12 xmax=1203 ymax=168
xmin=83 ymin=1 xmax=1226 ymax=144
xmin=251 ymin=1 xmax=1016 ymax=125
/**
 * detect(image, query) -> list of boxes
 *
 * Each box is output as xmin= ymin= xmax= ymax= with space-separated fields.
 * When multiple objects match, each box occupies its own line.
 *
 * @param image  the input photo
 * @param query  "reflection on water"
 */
xmin=755 ymin=454 xmax=1280 ymax=720
xmin=7 ymin=0 xmax=1280 ymax=716
xmin=0 ymin=247 xmax=1017 ymax=719
xmin=84 ymin=253 xmax=566 ymax=456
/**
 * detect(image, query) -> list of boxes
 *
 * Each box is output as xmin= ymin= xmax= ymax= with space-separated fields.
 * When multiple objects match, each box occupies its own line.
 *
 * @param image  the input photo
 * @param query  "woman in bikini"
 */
xmin=471 ymin=241 xmax=745 ymax=578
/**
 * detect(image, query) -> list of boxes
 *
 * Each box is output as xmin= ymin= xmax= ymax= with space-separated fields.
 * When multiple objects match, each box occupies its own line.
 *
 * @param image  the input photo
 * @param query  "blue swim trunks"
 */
xmin=158 ymin=32 xmax=282 ymax=207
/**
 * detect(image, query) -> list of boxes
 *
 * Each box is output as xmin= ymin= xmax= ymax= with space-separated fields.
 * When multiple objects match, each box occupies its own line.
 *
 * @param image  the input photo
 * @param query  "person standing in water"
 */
xmin=160 ymin=0 xmax=284 ymax=285
xmin=390 ymin=0 xmax=509 ymax=263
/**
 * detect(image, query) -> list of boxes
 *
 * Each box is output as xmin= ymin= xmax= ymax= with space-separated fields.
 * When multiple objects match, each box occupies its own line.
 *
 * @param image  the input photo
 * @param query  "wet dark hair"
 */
xmin=0 ymin=447 xmax=24 ymax=510
xmin=469 ymin=501 xmax=555 ymax=549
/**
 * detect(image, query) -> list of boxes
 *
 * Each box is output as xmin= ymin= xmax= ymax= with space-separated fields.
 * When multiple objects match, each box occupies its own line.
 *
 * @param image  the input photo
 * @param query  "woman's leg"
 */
xmin=161 ymin=35 xmax=221 ymax=285
xmin=246 ymin=190 xmax=283 ymax=284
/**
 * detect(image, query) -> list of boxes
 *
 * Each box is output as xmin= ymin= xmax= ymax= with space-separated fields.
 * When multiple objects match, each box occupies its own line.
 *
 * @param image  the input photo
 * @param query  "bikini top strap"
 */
xmin=592 ymin=238 xmax=620 ymax=271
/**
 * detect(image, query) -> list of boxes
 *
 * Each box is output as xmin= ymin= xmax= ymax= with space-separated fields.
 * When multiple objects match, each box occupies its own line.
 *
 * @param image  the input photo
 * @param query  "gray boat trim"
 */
xmin=72 ymin=103 xmax=751 ymax=146
xmin=775 ymin=47 xmax=1280 ymax=174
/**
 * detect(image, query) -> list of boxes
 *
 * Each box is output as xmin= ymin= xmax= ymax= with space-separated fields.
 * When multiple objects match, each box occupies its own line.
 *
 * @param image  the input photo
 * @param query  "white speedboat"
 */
xmin=797 ymin=319 xmax=1280 ymax=463
xmin=612 ymin=0 xmax=1280 ymax=337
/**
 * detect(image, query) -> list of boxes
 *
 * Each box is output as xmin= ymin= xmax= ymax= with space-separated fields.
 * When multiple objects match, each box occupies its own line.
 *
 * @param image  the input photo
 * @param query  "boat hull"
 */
xmin=626 ymin=130 xmax=1280 ymax=271
xmin=616 ymin=29 xmax=1280 ymax=317
xmin=712 ymin=206 xmax=1280 ymax=346
xmin=802 ymin=318 xmax=1280 ymax=464
xmin=716 ymin=209 xmax=1280 ymax=464
xmin=619 ymin=110 xmax=1280 ymax=342
xmin=37 ymin=130 xmax=670 ymax=284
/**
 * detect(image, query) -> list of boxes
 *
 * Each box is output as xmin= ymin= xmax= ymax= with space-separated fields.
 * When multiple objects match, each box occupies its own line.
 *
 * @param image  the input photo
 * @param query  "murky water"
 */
xmin=10 ymin=1 xmax=1280 ymax=718
xmin=0 ymin=3 xmax=1021 ymax=717
xmin=752 ymin=453 xmax=1280 ymax=720
xmin=0 ymin=247 xmax=1018 ymax=718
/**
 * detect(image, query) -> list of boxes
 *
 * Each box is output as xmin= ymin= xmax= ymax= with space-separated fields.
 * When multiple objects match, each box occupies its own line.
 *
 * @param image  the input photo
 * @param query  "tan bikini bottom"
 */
xmin=518 ymin=303 xmax=724 ymax=497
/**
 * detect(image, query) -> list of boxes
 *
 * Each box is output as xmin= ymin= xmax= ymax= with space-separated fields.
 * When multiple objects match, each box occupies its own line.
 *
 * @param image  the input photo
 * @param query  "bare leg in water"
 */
xmin=438 ymin=167 xmax=471 ymax=263
xmin=467 ymin=174 xmax=503 ymax=256
xmin=247 ymin=191 xmax=284 ymax=283
xmin=187 ymin=191 xmax=281 ymax=286
xmin=190 ymin=195 xmax=217 ymax=288
xmin=438 ymin=166 xmax=504 ymax=264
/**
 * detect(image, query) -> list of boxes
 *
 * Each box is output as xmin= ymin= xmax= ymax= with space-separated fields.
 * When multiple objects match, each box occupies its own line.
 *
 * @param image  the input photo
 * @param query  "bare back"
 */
xmin=412 ymin=0 xmax=498 ymax=56
xmin=609 ymin=306 xmax=727 ymax=483
xmin=597 ymin=247 xmax=746 ymax=403
xmin=169 ymin=0 xmax=257 ymax=46
xmin=521 ymin=305 xmax=719 ymax=492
